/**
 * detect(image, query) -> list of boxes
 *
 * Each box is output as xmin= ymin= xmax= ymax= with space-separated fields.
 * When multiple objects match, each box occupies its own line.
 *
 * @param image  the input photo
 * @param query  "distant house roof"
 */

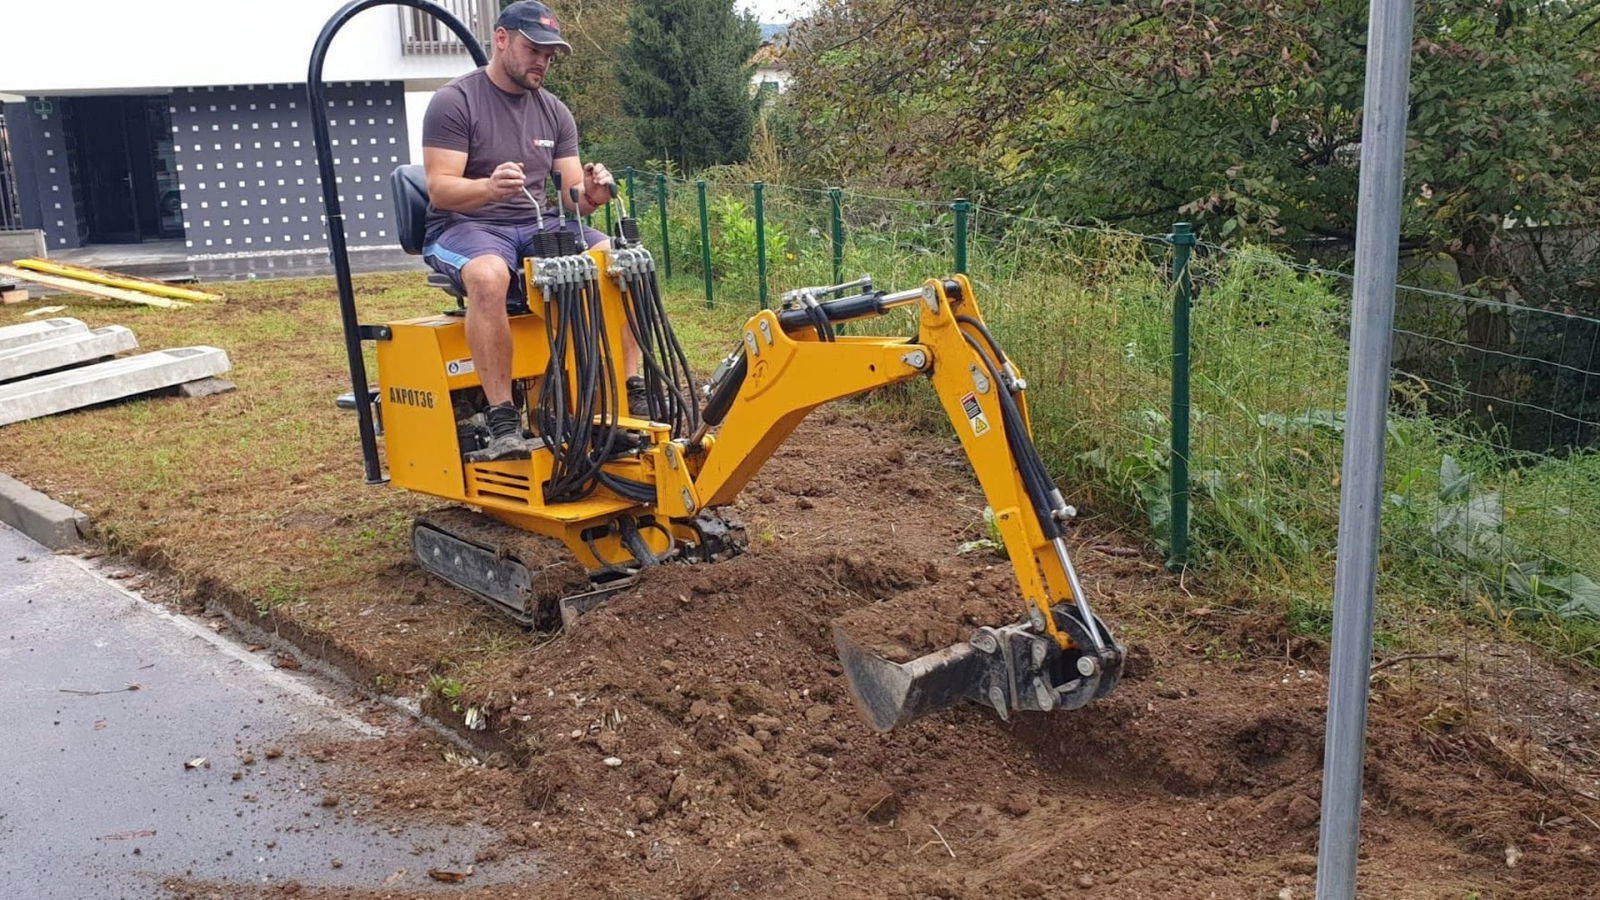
xmin=752 ymin=41 xmax=785 ymax=68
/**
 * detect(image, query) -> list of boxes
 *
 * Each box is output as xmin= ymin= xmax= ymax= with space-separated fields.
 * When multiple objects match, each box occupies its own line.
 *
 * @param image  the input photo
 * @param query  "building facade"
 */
xmin=0 ymin=0 xmax=494 ymax=255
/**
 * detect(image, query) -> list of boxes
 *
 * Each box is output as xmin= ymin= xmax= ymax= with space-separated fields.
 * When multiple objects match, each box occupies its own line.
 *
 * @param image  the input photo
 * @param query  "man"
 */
xmin=421 ymin=0 xmax=627 ymax=462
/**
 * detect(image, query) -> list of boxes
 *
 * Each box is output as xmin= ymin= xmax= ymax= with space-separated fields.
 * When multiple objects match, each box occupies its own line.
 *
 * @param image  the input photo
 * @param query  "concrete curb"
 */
xmin=0 ymin=472 xmax=88 ymax=550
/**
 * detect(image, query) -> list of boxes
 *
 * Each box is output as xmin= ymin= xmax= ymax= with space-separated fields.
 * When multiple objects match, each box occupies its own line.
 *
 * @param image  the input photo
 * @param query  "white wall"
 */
xmin=0 ymin=0 xmax=476 ymax=95
xmin=404 ymin=90 xmax=437 ymax=167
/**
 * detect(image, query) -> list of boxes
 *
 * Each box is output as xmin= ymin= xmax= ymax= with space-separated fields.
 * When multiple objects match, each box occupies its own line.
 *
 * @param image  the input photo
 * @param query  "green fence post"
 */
xmin=754 ymin=181 xmax=769 ymax=309
xmin=952 ymin=197 xmax=971 ymax=275
xmin=829 ymin=187 xmax=843 ymax=285
xmin=1168 ymin=222 xmax=1197 ymax=572
xmin=603 ymin=203 xmax=613 ymax=235
xmin=624 ymin=166 xmax=636 ymax=216
xmin=656 ymin=174 xmax=672 ymax=278
xmin=697 ymin=179 xmax=714 ymax=308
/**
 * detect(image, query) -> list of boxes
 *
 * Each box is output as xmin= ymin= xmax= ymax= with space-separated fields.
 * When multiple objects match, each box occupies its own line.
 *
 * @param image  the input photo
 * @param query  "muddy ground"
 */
xmin=138 ymin=408 xmax=1600 ymax=900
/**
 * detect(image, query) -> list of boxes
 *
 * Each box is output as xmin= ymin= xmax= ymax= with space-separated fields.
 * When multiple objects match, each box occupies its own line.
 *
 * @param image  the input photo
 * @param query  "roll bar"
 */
xmin=307 ymin=0 xmax=488 ymax=483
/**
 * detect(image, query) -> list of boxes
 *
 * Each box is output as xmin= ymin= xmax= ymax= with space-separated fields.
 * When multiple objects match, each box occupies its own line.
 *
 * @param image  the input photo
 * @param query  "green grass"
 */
xmin=650 ymin=179 xmax=1600 ymax=666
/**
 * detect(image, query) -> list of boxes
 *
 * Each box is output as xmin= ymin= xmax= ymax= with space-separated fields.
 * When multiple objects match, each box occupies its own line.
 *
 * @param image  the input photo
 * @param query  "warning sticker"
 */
xmin=446 ymin=357 xmax=475 ymax=377
xmin=960 ymin=391 xmax=991 ymax=437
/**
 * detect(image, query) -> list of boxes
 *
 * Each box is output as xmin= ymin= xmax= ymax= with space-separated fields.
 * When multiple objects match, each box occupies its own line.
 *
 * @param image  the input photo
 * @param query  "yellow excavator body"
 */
xmin=366 ymin=243 xmax=1124 ymax=729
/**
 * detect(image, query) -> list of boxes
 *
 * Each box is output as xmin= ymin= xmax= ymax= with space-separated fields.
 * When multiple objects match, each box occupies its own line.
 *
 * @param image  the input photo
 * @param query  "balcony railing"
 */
xmin=0 ymin=113 xmax=24 ymax=231
xmin=398 ymin=0 xmax=497 ymax=56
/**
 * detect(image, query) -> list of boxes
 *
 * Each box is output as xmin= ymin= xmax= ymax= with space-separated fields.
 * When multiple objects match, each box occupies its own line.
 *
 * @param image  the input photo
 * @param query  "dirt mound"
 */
xmin=175 ymin=412 xmax=1597 ymax=899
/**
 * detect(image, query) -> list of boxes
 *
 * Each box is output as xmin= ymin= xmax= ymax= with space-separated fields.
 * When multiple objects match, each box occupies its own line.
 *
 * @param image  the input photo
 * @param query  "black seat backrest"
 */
xmin=390 ymin=164 xmax=430 ymax=255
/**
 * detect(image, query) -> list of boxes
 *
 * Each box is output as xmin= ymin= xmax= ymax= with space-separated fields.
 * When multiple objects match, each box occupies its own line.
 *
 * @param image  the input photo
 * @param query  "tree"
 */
xmin=783 ymin=0 xmax=1600 ymax=294
xmin=617 ymin=0 xmax=762 ymax=170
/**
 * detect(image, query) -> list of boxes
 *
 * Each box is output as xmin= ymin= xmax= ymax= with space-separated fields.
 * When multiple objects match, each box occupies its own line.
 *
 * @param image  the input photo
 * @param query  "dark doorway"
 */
xmin=65 ymin=96 xmax=182 ymax=244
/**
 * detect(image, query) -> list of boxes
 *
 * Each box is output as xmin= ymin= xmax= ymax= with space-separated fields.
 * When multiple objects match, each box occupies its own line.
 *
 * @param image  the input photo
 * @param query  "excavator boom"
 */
xmin=688 ymin=275 xmax=1125 ymax=729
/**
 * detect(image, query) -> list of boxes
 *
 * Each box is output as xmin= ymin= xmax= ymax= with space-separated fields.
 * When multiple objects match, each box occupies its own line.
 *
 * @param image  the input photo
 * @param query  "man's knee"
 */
xmin=460 ymin=257 xmax=511 ymax=302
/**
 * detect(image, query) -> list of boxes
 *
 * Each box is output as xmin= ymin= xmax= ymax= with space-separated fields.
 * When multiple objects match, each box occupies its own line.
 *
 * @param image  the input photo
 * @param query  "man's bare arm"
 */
xmin=424 ymin=147 xmax=525 ymax=212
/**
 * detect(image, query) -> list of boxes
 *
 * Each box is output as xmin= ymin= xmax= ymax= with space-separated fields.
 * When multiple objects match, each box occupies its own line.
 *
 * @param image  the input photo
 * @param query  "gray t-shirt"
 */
xmin=421 ymin=67 xmax=579 ymax=234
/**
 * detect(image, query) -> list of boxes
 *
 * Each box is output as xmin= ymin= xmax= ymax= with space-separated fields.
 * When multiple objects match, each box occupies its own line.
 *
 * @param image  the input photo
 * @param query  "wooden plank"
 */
xmin=0 ymin=265 xmax=190 ymax=309
xmin=11 ymin=258 xmax=220 ymax=303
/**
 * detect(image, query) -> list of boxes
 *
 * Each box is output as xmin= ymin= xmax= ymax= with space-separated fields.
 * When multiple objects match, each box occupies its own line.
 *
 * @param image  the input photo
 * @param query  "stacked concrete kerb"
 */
xmin=0 ymin=472 xmax=87 ymax=549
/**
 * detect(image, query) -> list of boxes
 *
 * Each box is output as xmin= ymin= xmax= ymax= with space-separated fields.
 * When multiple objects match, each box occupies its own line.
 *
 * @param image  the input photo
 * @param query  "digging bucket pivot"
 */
xmin=835 ymin=604 xmax=1124 ymax=731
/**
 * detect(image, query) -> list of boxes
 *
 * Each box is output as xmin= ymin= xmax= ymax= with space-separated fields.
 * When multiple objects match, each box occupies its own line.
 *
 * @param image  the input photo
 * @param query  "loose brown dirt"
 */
xmin=3 ymin=282 xmax=1596 ymax=898
xmin=160 ymin=412 xmax=1597 ymax=900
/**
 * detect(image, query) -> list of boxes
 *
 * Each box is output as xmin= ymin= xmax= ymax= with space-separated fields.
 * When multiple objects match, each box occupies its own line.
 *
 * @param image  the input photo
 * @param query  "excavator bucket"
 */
xmin=835 ymin=605 xmax=1124 ymax=732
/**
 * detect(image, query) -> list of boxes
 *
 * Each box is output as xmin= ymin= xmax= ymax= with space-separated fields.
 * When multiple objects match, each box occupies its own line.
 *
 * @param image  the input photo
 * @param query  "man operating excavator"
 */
xmin=419 ymin=0 xmax=633 ymax=462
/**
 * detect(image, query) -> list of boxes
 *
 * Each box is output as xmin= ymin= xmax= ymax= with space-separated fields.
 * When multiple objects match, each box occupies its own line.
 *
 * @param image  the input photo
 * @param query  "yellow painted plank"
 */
xmin=0 ymin=265 xmax=190 ymax=309
xmin=11 ymin=258 xmax=219 ymax=303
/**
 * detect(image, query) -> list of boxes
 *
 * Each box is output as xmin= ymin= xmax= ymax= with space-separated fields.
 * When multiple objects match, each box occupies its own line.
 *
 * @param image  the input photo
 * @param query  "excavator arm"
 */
xmin=687 ymin=276 xmax=1125 ymax=730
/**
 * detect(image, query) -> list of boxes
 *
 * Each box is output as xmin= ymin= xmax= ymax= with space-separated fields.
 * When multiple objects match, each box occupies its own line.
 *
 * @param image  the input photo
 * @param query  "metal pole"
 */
xmin=1316 ymin=0 xmax=1415 ymax=893
xmin=754 ymin=181 xmax=768 ymax=309
xmin=656 ymin=174 xmax=672 ymax=278
xmin=952 ymin=198 xmax=970 ymax=275
xmin=830 ymin=187 xmax=844 ymax=286
xmin=307 ymin=0 xmax=486 ymax=485
xmin=1167 ymin=223 xmax=1196 ymax=572
xmin=697 ymin=179 xmax=714 ymax=308
xmin=624 ymin=165 xmax=636 ymax=217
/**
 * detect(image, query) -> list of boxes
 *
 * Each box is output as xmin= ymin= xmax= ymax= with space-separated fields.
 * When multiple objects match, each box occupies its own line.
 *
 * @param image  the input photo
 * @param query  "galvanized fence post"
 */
xmin=754 ymin=181 xmax=769 ymax=309
xmin=656 ymin=174 xmax=672 ymax=278
xmin=1167 ymin=222 xmax=1196 ymax=572
xmin=952 ymin=198 xmax=971 ymax=275
xmin=830 ymin=187 xmax=844 ymax=285
xmin=697 ymin=179 xmax=714 ymax=308
xmin=1317 ymin=0 xmax=1416 ymax=891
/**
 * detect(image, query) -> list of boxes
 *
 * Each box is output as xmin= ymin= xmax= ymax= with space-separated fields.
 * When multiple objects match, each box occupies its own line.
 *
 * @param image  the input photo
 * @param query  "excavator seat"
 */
xmin=392 ymin=164 xmax=534 ymax=316
xmin=390 ymin=164 xmax=467 ymax=310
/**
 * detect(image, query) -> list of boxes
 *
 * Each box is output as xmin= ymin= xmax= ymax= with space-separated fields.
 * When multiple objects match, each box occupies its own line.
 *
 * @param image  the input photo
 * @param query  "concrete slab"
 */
xmin=0 ymin=317 xmax=88 ymax=353
xmin=0 ymin=471 xmax=87 ymax=549
xmin=0 ymin=228 xmax=46 ymax=260
xmin=174 ymin=376 xmax=236 ymax=398
xmin=0 ymin=325 xmax=139 ymax=384
xmin=46 ymin=242 xmax=419 ymax=286
xmin=0 ymin=346 xmax=232 ymax=427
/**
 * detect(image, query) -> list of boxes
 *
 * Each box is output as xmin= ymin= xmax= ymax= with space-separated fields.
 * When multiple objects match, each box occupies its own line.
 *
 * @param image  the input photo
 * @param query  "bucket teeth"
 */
xmin=834 ymin=604 xmax=1124 ymax=731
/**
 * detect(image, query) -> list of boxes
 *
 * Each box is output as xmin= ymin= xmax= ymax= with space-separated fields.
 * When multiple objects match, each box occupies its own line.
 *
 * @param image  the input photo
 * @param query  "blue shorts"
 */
xmin=423 ymin=217 xmax=609 ymax=301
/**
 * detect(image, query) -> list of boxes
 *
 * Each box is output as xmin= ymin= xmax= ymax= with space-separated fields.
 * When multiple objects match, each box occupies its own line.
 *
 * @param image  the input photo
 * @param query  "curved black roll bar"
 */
xmin=307 ymin=0 xmax=488 ymax=483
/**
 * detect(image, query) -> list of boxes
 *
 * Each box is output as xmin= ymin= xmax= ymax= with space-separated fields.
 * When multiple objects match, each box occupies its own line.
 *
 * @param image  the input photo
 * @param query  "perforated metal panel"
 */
xmin=171 ymin=81 xmax=408 ymax=256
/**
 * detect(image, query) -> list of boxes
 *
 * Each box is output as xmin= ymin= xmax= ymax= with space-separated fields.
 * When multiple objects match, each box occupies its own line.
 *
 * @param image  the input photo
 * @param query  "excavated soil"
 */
xmin=151 ymin=410 xmax=1598 ymax=899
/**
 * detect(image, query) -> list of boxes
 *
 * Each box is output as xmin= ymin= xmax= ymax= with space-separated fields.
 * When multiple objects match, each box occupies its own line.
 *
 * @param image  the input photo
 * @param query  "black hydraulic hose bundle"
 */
xmin=535 ymin=254 xmax=679 ymax=508
xmin=959 ymin=326 xmax=1062 ymax=541
xmin=620 ymin=262 xmax=700 ymax=437
xmin=539 ymin=263 xmax=628 ymax=504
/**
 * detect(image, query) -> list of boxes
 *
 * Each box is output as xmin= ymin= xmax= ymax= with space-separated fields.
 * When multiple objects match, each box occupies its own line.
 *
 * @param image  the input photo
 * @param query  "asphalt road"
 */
xmin=0 ymin=522 xmax=533 ymax=898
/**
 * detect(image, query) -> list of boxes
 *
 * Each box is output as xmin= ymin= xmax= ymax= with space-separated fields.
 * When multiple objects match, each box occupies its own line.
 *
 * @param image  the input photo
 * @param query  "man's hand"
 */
xmin=583 ymin=162 xmax=615 ymax=206
xmin=487 ymin=161 xmax=526 ymax=202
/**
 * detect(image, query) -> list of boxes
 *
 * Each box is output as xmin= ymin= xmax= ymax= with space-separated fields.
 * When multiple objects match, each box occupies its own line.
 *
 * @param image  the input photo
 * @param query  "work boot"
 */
xmin=626 ymin=375 xmax=651 ymax=419
xmin=465 ymin=403 xmax=533 ymax=462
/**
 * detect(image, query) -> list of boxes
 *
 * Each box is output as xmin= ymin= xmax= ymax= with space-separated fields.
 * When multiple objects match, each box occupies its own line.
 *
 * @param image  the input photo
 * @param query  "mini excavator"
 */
xmin=309 ymin=2 xmax=1124 ymax=733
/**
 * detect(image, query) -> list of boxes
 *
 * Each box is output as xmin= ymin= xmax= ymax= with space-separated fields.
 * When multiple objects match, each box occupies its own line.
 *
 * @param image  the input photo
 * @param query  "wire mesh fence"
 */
xmin=607 ymin=166 xmax=1600 ymax=668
